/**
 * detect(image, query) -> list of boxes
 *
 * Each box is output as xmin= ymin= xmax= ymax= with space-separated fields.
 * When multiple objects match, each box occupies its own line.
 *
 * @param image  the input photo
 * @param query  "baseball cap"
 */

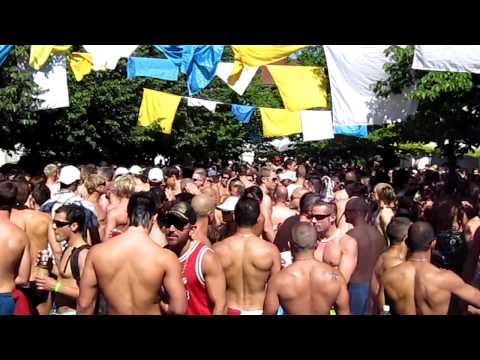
xmin=217 ymin=196 xmax=239 ymax=212
xmin=167 ymin=201 xmax=197 ymax=225
xmin=129 ymin=165 xmax=144 ymax=176
xmin=114 ymin=167 xmax=129 ymax=178
xmin=148 ymin=167 xmax=164 ymax=183
xmin=279 ymin=171 xmax=297 ymax=182
xmin=207 ymin=169 xmax=218 ymax=177
xmin=58 ymin=165 xmax=81 ymax=185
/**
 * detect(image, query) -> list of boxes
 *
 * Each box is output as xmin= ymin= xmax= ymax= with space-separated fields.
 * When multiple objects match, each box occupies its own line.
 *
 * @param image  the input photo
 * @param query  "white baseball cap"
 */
xmin=58 ymin=165 xmax=81 ymax=185
xmin=148 ymin=168 xmax=164 ymax=183
xmin=129 ymin=165 xmax=143 ymax=176
xmin=279 ymin=171 xmax=297 ymax=182
xmin=217 ymin=196 xmax=239 ymax=212
xmin=114 ymin=167 xmax=129 ymax=178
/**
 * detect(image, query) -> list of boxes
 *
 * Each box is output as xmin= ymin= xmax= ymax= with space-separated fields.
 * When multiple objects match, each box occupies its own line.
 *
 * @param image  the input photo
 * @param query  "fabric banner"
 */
xmin=300 ymin=110 xmax=334 ymax=141
xmin=412 ymin=45 xmax=480 ymax=74
xmin=0 ymin=45 xmax=13 ymax=66
xmin=186 ymin=97 xmax=219 ymax=113
xmin=215 ymin=62 xmax=258 ymax=96
xmin=324 ymin=45 xmax=417 ymax=126
xmin=33 ymin=54 xmax=70 ymax=110
xmin=267 ymin=64 xmax=328 ymax=111
xmin=138 ymin=88 xmax=182 ymax=134
xmin=29 ymin=45 xmax=71 ymax=70
xmin=127 ymin=56 xmax=179 ymax=81
xmin=83 ymin=45 xmax=138 ymax=71
xmin=69 ymin=52 xmax=93 ymax=81
xmin=334 ymin=125 xmax=368 ymax=138
xmin=260 ymin=108 xmax=302 ymax=138
xmin=231 ymin=104 xmax=255 ymax=123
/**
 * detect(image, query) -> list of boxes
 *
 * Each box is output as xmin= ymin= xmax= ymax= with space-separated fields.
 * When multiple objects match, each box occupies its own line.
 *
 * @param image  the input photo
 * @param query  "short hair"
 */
xmin=242 ymin=186 xmax=263 ymax=203
xmin=345 ymin=197 xmax=369 ymax=214
xmin=98 ymin=166 xmax=114 ymax=182
xmin=235 ymin=197 xmax=260 ymax=227
xmin=113 ymin=175 xmax=136 ymax=198
xmin=299 ymin=193 xmax=323 ymax=215
xmin=284 ymin=159 xmax=296 ymax=168
xmin=192 ymin=194 xmax=216 ymax=217
xmin=32 ymin=183 xmax=50 ymax=207
xmin=165 ymin=167 xmax=180 ymax=179
xmin=80 ymin=164 xmax=97 ymax=181
xmin=13 ymin=180 xmax=31 ymax=207
xmin=345 ymin=182 xmax=367 ymax=198
xmin=274 ymin=186 xmax=289 ymax=202
xmin=406 ymin=221 xmax=435 ymax=252
xmin=43 ymin=164 xmax=58 ymax=178
xmin=149 ymin=187 xmax=166 ymax=212
xmin=56 ymin=204 xmax=85 ymax=233
xmin=291 ymin=222 xmax=317 ymax=252
xmin=175 ymin=192 xmax=194 ymax=204
xmin=313 ymin=200 xmax=337 ymax=216
xmin=193 ymin=168 xmax=207 ymax=179
xmin=0 ymin=181 xmax=18 ymax=210
xmin=228 ymin=178 xmax=245 ymax=197
xmin=84 ymin=174 xmax=106 ymax=195
xmin=386 ymin=217 xmax=412 ymax=244
xmin=127 ymin=192 xmax=156 ymax=228
xmin=256 ymin=167 xmax=272 ymax=186
xmin=296 ymin=165 xmax=307 ymax=178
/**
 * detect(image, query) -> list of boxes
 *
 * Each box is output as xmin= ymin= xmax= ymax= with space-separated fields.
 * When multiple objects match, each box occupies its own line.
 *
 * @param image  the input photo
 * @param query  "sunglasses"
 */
xmin=309 ymin=213 xmax=332 ymax=221
xmin=163 ymin=215 xmax=189 ymax=231
xmin=270 ymin=177 xmax=278 ymax=182
xmin=54 ymin=220 xmax=73 ymax=228
xmin=192 ymin=178 xmax=203 ymax=182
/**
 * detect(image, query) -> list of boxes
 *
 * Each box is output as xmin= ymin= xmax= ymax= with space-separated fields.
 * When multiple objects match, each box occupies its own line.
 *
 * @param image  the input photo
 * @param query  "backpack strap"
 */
xmin=71 ymin=245 xmax=90 ymax=286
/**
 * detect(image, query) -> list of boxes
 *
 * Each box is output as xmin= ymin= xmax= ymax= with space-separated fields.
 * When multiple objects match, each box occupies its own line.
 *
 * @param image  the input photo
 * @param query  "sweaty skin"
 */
xmin=78 ymin=227 xmax=187 ymax=315
xmin=272 ymin=203 xmax=297 ymax=237
xmin=263 ymin=259 xmax=350 ymax=315
xmin=103 ymin=198 xmax=129 ymax=240
xmin=213 ymin=231 xmax=281 ymax=311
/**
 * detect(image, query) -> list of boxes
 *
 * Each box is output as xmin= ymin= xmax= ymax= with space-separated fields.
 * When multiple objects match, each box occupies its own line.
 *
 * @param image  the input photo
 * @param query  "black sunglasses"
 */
xmin=309 ymin=213 xmax=332 ymax=221
xmin=54 ymin=220 xmax=73 ymax=228
xmin=163 ymin=215 xmax=188 ymax=231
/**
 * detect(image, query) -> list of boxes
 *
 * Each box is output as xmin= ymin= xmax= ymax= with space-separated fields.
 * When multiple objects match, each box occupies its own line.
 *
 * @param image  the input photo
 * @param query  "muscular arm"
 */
xmin=15 ymin=237 xmax=31 ymax=286
xmin=103 ymin=210 xmax=117 ymax=241
xmin=270 ymin=246 xmax=282 ymax=277
xmin=202 ymin=251 xmax=226 ymax=315
xmin=335 ymin=276 xmax=351 ymax=315
xmin=446 ymin=271 xmax=480 ymax=308
xmin=48 ymin=223 xmax=63 ymax=263
xmin=369 ymin=265 xmax=382 ymax=315
xmin=54 ymin=249 xmax=89 ymax=299
xmin=263 ymin=275 xmax=280 ymax=315
xmin=339 ymin=236 xmax=358 ymax=284
xmin=160 ymin=252 xmax=187 ymax=315
xmin=262 ymin=197 xmax=275 ymax=243
xmin=77 ymin=252 xmax=98 ymax=315
xmin=462 ymin=228 xmax=480 ymax=284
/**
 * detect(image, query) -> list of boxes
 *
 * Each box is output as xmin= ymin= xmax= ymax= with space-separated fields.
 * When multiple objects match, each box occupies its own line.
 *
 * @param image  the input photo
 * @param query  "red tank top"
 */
xmin=179 ymin=240 xmax=213 ymax=315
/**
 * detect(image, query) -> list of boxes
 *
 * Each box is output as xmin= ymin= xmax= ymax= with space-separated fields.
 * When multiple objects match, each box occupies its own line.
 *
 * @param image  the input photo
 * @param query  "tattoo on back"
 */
xmin=330 ymin=272 xmax=339 ymax=281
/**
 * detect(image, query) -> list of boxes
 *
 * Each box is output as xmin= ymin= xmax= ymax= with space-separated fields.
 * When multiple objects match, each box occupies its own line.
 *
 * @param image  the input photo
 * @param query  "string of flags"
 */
xmin=3 ymin=45 xmax=478 ymax=141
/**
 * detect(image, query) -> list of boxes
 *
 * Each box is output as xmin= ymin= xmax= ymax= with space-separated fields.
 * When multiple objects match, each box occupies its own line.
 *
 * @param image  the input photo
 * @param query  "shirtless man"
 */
xmin=104 ymin=175 xmax=136 ymax=240
xmin=344 ymin=197 xmax=385 ymax=314
xmin=0 ymin=181 xmax=30 ymax=315
xmin=10 ymin=180 xmax=52 ymax=314
xmin=84 ymin=174 xmax=107 ymax=242
xmin=35 ymin=204 xmax=90 ymax=315
xmin=334 ymin=170 xmax=357 ymax=233
xmin=289 ymin=187 xmax=309 ymax=212
xmin=213 ymin=197 xmax=281 ymax=314
xmin=257 ymin=167 xmax=278 ymax=242
xmin=263 ymin=223 xmax=350 ymax=315
xmin=28 ymin=183 xmax=51 ymax=210
xmin=191 ymin=193 xmax=216 ymax=247
xmin=272 ymin=185 xmax=297 ymax=237
xmin=312 ymin=201 xmax=358 ymax=285
xmin=380 ymin=221 xmax=480 ymax=315
xmin=44 ymin=164 xmax=60 ymax=197
xmin=165 ymin=167 xmax=182 ymax=202
xmin=165 ymin=201 xmax=226 ymax=315
xmin=372 ymin=183 xmax=396 ymax=246
xmin=78 ymin=192 xmax=187 ymax=315
xmin=370 ymin=217 xmax=412 ymax=314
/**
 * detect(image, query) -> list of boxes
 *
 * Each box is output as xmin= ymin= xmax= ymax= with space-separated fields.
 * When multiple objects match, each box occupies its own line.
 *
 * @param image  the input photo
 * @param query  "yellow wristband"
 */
xmin=54 ymin=282 xmax=62 ymax=293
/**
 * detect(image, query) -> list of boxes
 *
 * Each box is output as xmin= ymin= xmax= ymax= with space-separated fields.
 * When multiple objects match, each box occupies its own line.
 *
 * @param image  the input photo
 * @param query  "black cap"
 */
xmin=167 ymin=201 xmax=197 ymax=224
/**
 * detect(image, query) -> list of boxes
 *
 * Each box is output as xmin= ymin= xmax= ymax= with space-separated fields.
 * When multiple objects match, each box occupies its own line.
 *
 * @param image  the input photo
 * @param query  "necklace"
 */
xmin=409 ymin=257 xmax=428 ymax=262
xmin=320 ymin=229 xmax=341 ymax=243
xmin=238 ymin=233 xmax=255 ymax=238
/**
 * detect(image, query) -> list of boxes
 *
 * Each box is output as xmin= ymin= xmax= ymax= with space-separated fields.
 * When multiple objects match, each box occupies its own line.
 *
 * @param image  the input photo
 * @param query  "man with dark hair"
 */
xmin=214 ymin=198 xmax=281 ymax=314
xmin=165 ymin=167 xmax=182 ymax=201
xmin=370 ymin=217 xmax=412 ymax=314
xmin=35 ymin=204 xmax=89 ymax=315
xmin=78 ymin=192 xmax=187 ymax=315
xmin=264 ymin=223 xmax=350 ymax=315
xmin=0 ymin=181 xmax=30 ymax=315
xmin=165 ymin=201 xmax=226 ymax=315
xmin=29 ymin=183 xmax=51 ymax=210
xmin=344 ymin=197 xmax=384 ymax=315
xmin=380 ymin=221 xmax=480 ymax=315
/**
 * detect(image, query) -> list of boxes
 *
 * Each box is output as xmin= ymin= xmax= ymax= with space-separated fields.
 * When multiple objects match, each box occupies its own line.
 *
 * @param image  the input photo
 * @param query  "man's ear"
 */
xmin=431 ymin=239 xmax=437 ymax=249
xmin=70 ymin=222 xmax=80 ymax=233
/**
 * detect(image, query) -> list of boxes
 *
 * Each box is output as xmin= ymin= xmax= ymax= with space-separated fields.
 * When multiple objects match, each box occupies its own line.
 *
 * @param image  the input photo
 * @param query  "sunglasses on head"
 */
xmin=54 ymin=220 xmax=73 ymax=228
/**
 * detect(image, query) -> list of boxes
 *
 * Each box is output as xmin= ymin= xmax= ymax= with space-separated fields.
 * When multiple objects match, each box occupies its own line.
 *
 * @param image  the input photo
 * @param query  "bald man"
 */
xmin=191 ymin=193 xmax=216 ymax=246
xmin=264 ymin=223 xmax=350 ymax=315
xmin=272 ymin=186 xmax=297 ymax=237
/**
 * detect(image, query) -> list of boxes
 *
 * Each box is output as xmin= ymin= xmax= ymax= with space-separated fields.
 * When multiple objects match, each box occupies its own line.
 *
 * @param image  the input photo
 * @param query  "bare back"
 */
xmin=382 ymin=262 xmax=416 ymax=315
xmin=275 ymin=260 xmax=348 ymax=315
xmin=0 ymin=219 xmax=29 ymax=292
xmin=91 ymin=230 xmax=177 ymax=314
xmin=272 ymin=204 xmax=297 ymax=235
xmin=213 ymin=233 xmax=281 ymax=310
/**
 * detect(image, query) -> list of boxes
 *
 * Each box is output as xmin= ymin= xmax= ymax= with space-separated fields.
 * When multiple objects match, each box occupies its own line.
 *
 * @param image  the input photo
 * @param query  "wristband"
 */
xmin=54 ymin=281 xmax=62 ymax=293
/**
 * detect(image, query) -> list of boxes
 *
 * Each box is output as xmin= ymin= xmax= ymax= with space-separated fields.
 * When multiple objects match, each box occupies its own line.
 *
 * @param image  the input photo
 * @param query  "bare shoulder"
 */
xmin=155 ymin=247 xmax=179 ymax=263
xmin=340 ymin=233 xmax=357 ymax=246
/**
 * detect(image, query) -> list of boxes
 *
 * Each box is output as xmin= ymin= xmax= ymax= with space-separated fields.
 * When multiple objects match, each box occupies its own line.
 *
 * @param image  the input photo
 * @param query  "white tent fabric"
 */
xmin=324 ymin=45 xmax=417 ymax=126
xmin=412 ymin=45 xmax=480 ymax=74
xmin=33 ymin=54 xmax=70 ymax=110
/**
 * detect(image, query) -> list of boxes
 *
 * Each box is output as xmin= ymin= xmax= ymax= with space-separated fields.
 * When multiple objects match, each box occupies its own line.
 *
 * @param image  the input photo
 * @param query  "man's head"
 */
xmin=84 ymin=174 xmax=107 ymax=195
xmin=284 ymin=159 xmax=297 ymax=171
xmin=163 ymin=201 xmax=197 ymax=247
xmin=127 ymin=191 xmax=156 ymax=230
xmin=192 ymin=193 xmax=216 ymax=219
xmin=274 ymin=185 xmax=289 ymax=203
xmin=148 ymin=167 xmax=164 ymax=187
xmin=406 ymin=221 xmax=435 ymax=252
xmin=345 ymin=197 xmax=369 ymax=224
xmin=192 ymin=168 xmax=207 ymax=188
xmin=113 ymin=175 xmax=136 ymax=199
xmin=43 ymin=164 xmax=58 ymax=180
xmin=58 ymin=165 xmax=81 ymax=190
xmin=386 ymin=217 xmax=412 ymax=245
xmin=257 ymin=167 xmax=278 ymax=192
xmin=13 ymin=179 xmax=31 ymax=208
xmin=53 ymin=204 xmax=85 ymax=242
xmin=220 ymin=168 xmax=232 ymax=187
xmin=98 ymin=166 xmax=114 ymax=182
xmin=165 ymin=167 xmax=180 ymax=187
xmin=291 ymin=222 xmax=318 ymax=254
xmin=0 ymin=181 xmax=17 ymax=211
xmin=309 ymin=201 xmax=337 ymax=237
xmin=299 ymin=192 xmax=323 ymax=216
xmin=228 ymin=177 xmax=245 ymax=197
xmin=291 ymin=187 xmax=310 ymax=210
xmin=30 ymin=183 xmax=50 ymax=209
xmin=234 ymin=197 xmax=260 ymax=228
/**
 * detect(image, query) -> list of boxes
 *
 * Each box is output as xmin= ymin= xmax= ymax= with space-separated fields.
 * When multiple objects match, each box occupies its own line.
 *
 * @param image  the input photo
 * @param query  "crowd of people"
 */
xmin=1 ymin=156 xmax=480 ymax=315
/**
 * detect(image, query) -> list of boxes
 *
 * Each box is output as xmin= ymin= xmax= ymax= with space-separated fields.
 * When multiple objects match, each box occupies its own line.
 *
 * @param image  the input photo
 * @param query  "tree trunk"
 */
xmin=445 ymin=139 xmax=457 ymax=194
